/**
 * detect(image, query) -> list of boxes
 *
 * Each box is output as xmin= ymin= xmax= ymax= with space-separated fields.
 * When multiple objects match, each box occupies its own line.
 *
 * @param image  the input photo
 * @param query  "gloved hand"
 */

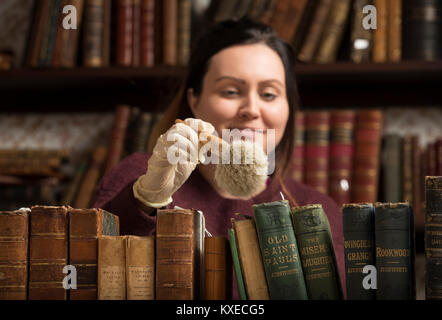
xmin=133 ymin=118 xmax=215 ymax=208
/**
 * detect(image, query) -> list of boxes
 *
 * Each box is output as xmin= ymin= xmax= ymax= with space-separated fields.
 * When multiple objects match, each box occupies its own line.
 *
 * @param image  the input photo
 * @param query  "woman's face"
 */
xmin=187 ymin=43 xmax=289 ymax=153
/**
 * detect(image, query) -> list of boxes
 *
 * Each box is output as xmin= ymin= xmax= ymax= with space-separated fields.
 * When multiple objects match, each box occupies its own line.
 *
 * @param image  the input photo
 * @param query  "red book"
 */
xmin=116 ymin=0 xmax=134 ymax=66
xmin=291 ymin=111 xmax=305 ymax=183
xmin=304 ymin=111 xmax=330 ymax=195
xmin=104 ymin=105 xmax=131 ymax=175
xmin=351 ymin=110 xmax=383 ymax=203
xmin=427 ymin=142 xmax=437 ymax=176
xmin=329 ymin=110 xmax=355 ymax=207
xmin=132 ymin=0 xmax=141 ymax=66
xmin=140 ymin=0 xmax=155 ymax=67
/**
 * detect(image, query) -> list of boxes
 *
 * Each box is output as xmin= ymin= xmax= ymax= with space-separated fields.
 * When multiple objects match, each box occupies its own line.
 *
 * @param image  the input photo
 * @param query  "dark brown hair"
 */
xmin=148 ymin=17 xmax=300 ymax=193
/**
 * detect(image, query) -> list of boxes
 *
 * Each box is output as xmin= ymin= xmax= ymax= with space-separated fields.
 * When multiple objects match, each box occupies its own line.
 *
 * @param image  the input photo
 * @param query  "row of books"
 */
xmin=343 ymin=176 xmax=442 ymax=300
xmin=209 ymin=0 xmax=441 ymax=63
xmin=1 ymin=176 xmax=441 ymax=300
xmin=290 ymin=109 xmax=442 ymax=230
xmin=2 ymin=0 xmax=439 ymax=69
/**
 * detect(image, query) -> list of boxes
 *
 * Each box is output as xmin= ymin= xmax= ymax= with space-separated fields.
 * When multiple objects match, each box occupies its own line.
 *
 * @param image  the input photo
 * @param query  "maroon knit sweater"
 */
xmin=92 ymin=152 xmax=346 ymax=299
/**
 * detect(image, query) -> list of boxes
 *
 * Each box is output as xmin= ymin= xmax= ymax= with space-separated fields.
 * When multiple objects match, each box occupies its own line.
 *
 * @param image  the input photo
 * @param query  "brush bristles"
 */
xmin=214 ymin=140 xmax=268 ymax=197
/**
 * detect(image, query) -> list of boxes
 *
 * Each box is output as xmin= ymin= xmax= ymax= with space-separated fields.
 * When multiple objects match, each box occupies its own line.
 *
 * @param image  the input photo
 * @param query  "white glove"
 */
xmin=133 ymin=118 xmax=215 ymax=208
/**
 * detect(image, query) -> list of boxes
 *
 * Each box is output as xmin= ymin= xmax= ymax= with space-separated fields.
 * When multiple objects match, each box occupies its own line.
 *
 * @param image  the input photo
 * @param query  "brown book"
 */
xmin=204 ymin=236 xmax=228 ymax=300
xmin=69 ymin=207 xmax=120 ymax=300
xmin=27 ymin=0 xmax=51 ymax=67
xmin=101 ymin=0 xmax=112 ymax=67
xmin=268 ymin=0 xmax=290 ymax=39
xmin=297 ymin=0 xmax=333 ymax=63
xmin=402 ymin=136 xmax=413 ymax=205
xmin=438 ymin=139 xmax=442 ymax=176
xmin=132 ymin=0 xmax=141 ymax=66
xmin=83 ymin=0 xmax=106 ymax=67
xmin=156 ymin=208 xmax=194 ymax=300
xmin=260 ymin=0 xmax=278 ymax=25
xmin=350 ymin=0 xmax=373 ymax=63
xmin=98 ymin=235 xmax=127 ymax=300
xmin=126 ymin=236 xmax=155 ymax=300
xmin=315 ymin=0 xmax=352 ymax=64
xmin=248 ymin=0 xmax=268 ymax=21
xmin=104 ymin=105 xmax=131 ymax=175
xmin=74 ymin=146 xmax=108 ymax=208
xmin=231 ymin=218 xmax=269 ymax=300
xmin=162 ymin=0 xmax=177 ymax=65
xmin=388 ymin=0 xmax=402 ymax=62
xmin=116 ymin=0 xmax=134 ymax=66
xmin=29 ymin=205 xmax=68 ymax=300
xmin=351 ymin=110 xmax=383 ymax=203
xmin=140 ymin=0 xmax=155 ymax=67
xmin=213 ymin=0 xmax=238 ymax=22
xmin=0 ymin=209 xmax=30 ymax=300
xmin=372 ymin=0 xmax=388 ymax=63
xmin=279 ymin=0 xmax=308 ymax=44
xmin=177 ymin=0 xmax=192 ymax=66
xmin=428 ymin=142 xmax=437 ymax=176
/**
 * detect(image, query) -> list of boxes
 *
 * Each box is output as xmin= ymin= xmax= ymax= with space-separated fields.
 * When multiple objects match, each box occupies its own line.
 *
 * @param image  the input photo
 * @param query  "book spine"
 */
xmin=248 ymin=0 xmax=267 ymax=21
xmin=74 ymin=146 xmax=108 ymax=208
xmin=281 ymin=0 xmax=308 ymax=44
xmin=163 ymin=0 xmax=178 ymax=65
xmin=381 ymin=134 xmax=402 ymax=203
xmin=83 ymin=0 xmax=105 ymax=67
xmin=228 ymin=228 xmax=247 ymax=300
xmin=268 ymin=0 xmax=290 ymax=41
xmin=104 ymin=105 xmax=131 ymax=175
xmin=372 ymin=0 xmax=388 ymax=63
xmin=156 ymin=209 xmax=194 ymax=300
xmin=132 ymin=0 xmax=141 ymax=66
xmin=428 ymin=142 xmax=437 ymax=176
xmin=0 ymin=210 xmax=29 ymax=300
xmin=232 ymin=218 xmax=269 ymax=300
xmin=253 ymin=200 xmax=308 ymax=300
xmin=140 ymin=0 xmax=155 ymax=67
xmin=438 ymin=140 xmax=442 ymax=176
xmin=412 ymin=136 xmax=424 ymax=230
xmin=305 ymin=111 xmax=330 ymax=195
xmin=213 ymin=0 xmax=238 ymax=22
xmin=101 ymin=0 xmax=111 ymax=67
xmin=297 ymin=0 xmax=333 ymax=63
xmin=116 ymin=0 xmax=134 ymax=66
xmin=403 ymin=0 xmax=442 ymax=61
xmin=291 ymin=204 xmax=343 ymax=300
xmin=126 ymin=236 xmax=155 ymax=300
xmin=425 ymin=176 xmax=442 ymax=300
xmin=58 ymin=0 xmax=85 ymax=67
xmin=329 ymin=110 xmax=355 ymax=207
xmin=291 ymin=111 xmax=305 ymax=183
xmin=27 ymin=0 xmax=50 ymax=67
xmin=61 ymin=161 xmax=87 ymax=205
xmin=351 ymin=110 xmax=383 ymax=203
xmin=29 ymin=206 xmax=68 ymax=300
xmin=315 ymin=0 xmax=352 ymax=64
xmin=69 ymin=208 xmax=120 ymax=300
xmin=204 ymin=237 xmax=228 ymax=300
xmin=177 ymin=0 xmax=191 ymax=66
xmin=131 ymin=112 xmax=153 ymax=153
xmin=342 ymin=203 xmax=376 ymax=300
xmin=260 ymin=0 xmax=278 ymax=25
xmin=41 ymin=0 xmax=63 ymax=66
xmin=388 ymin=0 xmax=402 ymax=62
xmin=375 ymin=202 xmax=416 ymax=300
xmin=402 ymin=136 xmax=414 ymax=203
xmin=350 ymin=0 xmax=373 ymax=64
xmin=98 ymin=235 xmax=127 ymax=300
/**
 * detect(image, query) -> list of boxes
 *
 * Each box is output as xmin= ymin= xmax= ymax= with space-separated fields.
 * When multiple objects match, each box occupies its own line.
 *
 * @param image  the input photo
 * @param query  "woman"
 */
xmin=93 ymin=17 xmax=345 ymax=297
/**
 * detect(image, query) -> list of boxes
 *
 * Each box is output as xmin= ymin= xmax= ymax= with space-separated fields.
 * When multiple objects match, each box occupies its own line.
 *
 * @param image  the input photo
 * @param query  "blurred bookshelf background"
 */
xmin=0 ymin=1 xmax=441 ymax=299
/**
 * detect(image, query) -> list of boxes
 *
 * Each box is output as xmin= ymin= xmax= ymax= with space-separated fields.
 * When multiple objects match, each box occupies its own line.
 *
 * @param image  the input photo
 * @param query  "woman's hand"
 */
xmin=133 ymin=118 xmax=215 ymax=208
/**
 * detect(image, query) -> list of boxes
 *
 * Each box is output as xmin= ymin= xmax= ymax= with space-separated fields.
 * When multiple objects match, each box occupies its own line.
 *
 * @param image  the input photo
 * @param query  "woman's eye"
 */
xmin=222 ymin=90 xmax=239 ymax=97
xmin=262 ymin=92 xmax=277 ymax=100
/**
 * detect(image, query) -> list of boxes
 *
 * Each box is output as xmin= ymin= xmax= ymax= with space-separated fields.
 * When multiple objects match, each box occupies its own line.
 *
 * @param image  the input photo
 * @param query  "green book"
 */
xmin=253 ymin=200 xmax=308 ymax=300
xmin=381 ymin=134 xmax=403 ymax=202
xmin=342 ymin=203 xmax=376 ymax=300
xmin=375 ymin=202 xmax=416 ymax=300
xmin=228 ymin=228 xmax=247 ymax=300
xmin=291 ymin=204 xmax=343 ymax=300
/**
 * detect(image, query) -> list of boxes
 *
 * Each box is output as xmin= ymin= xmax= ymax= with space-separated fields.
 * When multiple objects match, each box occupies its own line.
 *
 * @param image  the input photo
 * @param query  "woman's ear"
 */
xmin=187 ymin=88 xmax=200 ymax=116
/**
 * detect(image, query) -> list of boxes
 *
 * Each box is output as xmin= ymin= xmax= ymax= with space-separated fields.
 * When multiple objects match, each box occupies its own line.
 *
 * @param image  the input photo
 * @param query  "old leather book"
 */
xmin=291 ymin=204 xmax=343 ymax=300
xmin=231 ymin=218 xmax=269 ymax=300
xmin=156 ymin=208 xmax=194 ymax=300
xmin=162 ymin=0 xmax=177 ymax=65
xmin=140 ymin=0 xmax=155 ymax=67
xmin=126 ymin=236 xmax=155 ymax=300
xmin=0 ymin=208 xmax=30 ymax=300
xmin=69 ymin=207 xmax=120 ymax=300
xmin=29 ymin=205 xmax=68 ymax=300
xmin=372 ymin=0 xmax=388 ymax=63
xmin=116 ymin=0 xmax=134 ymax=66
xmin=204 ymin=237 xmax=229 ymax=300
xmin=98 ymin=235 xmax=127 ymax=300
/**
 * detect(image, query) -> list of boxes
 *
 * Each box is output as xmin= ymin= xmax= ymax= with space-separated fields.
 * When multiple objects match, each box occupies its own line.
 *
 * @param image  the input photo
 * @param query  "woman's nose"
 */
xmin=238 ymin=93 xmax=260 ymax=120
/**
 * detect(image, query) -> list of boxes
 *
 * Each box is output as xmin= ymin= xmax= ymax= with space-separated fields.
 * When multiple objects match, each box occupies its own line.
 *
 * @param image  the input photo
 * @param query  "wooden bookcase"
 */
xmin=1 ymin=60 xmax=442 ymax=111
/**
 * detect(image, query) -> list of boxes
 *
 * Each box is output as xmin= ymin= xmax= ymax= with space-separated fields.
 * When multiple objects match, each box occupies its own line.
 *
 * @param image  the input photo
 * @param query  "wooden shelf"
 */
xmin=1 ymin=61 xmax=442 ymax=110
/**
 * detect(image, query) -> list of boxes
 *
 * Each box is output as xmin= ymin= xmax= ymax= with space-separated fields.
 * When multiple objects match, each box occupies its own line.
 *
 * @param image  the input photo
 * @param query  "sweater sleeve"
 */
xmin=91 ymin=152 xmax=157 ymax=236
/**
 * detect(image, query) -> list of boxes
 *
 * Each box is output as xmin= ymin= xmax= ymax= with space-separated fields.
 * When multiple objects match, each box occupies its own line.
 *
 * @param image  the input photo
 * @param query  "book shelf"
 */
xmin=2 ymin=61 xmax=442 ymax=111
